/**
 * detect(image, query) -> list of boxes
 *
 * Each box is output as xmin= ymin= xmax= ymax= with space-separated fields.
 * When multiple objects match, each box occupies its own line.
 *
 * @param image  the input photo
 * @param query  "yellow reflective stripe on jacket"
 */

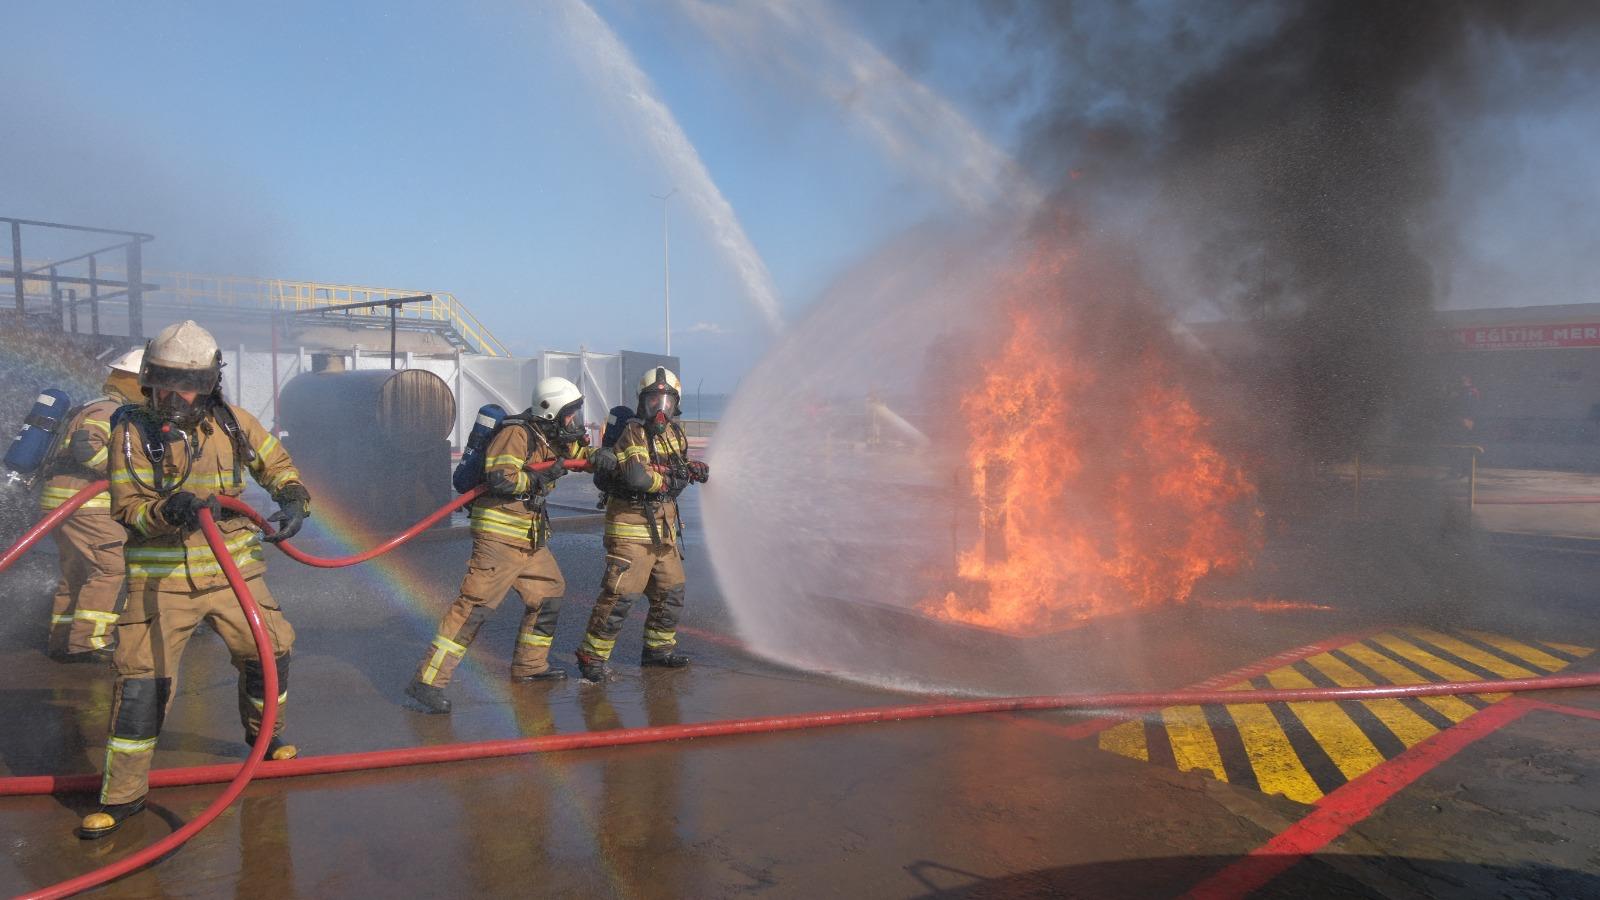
xmin=248 ymin=429 xmax=302 ymax=493
xmin=604 ymin=521 xmax=657 ymax=541
xmin=111 ymin=471 xmax=251 ymax=491
xmin=617 ymin=444 xmax=652 ymax=464
xmin=257 ymin=465 xmax=302 ymax=493
xmin=109 ymin=464 xmax=158 ymax=485
xmin=39 ymin=486 xmax=111 ymax=510
xmin=125 ymin=528 xmax=259 ymax=560
xmin=469 ymin=506 xmax=536 ymax=540
xmin=130 ymin=503 xmax=161 ymax=537
xmin=486 ymin=454 xmax=525 ymax=469
xmin=125 ymin=530 xmax=263 ymax=579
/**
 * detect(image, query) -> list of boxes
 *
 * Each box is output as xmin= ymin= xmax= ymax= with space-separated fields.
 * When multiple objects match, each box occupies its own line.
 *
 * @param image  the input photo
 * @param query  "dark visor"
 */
xmin=142 ymin=362 xmax=220 ymax=394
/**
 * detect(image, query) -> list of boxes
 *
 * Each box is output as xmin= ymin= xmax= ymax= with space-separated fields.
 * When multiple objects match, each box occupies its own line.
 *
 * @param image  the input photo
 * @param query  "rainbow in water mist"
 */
xmin=291 ymin=494 xmax=518 ymax=705
xmin=276 ymin=492 xmax=629 ymax=878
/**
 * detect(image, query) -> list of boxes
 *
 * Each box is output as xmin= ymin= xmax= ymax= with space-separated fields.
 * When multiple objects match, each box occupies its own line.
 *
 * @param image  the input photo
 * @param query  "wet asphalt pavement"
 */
xmin=3 ymin=475 xmax=1600 ymax=898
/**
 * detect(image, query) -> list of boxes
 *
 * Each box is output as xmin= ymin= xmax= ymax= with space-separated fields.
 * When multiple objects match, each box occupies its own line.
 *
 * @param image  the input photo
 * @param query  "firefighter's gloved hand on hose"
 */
xmin=264 ymin=483 xmax=311 ymax=544
xmin=666 ymin=468 xmax=691 ymax=495
xmin=530 ymin=456 xmax=566 ymax=489
xmin=687 ymin=460 xmax=710 ymax=484
xmin=160 ymin=491 xmax=222 ymax=529
xmin=591 ymin=447 xmax=619 ymax=476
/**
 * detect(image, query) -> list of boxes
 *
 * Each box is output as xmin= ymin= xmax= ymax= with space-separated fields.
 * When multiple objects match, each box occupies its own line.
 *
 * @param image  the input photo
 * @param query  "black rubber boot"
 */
xmin=77 ymin=796 xmax=146 ymax=840
xmin=576 ymin=653 xmax=612 ymax=684
xmin=245 ymin=732 xmax=299 ymax=761
xmin=640 ymin=648 xmax=691 ymax=669
xmin=511 ymin=666 xmax=568 ymax=683
xmin=405 ymin=680 xmax=452 ymax=714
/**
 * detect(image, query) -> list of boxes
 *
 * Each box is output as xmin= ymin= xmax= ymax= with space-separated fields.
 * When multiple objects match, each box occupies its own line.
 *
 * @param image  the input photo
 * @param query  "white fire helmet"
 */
xmin=637 ymin=366 xmax=681 ymax=426
xmin=141 ymin=320 xmax=222 ymax=394
xmin=107 ymin=347 xmax=145 ymax=375
xmin=532 ymin=376 xmax=583 ymax=423
xmin=638 ymin=366 xmax=682 ymax=397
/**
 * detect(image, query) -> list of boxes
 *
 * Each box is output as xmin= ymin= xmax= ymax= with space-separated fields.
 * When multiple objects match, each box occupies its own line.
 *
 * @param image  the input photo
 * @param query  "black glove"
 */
xmin=160 ymin=491 xmax=222 ymax=529
xmin=665 ymin=468 xmax=691 ymax=494
xmin=264 ymin=483 xmax=311 ymax=544
xmin=687 ymin=460 xmax=710 ymax=484
xmin=591 ymin=447 xmax=619 ymax=476
xmin=529 ymin=457 xmax=566 ymax=489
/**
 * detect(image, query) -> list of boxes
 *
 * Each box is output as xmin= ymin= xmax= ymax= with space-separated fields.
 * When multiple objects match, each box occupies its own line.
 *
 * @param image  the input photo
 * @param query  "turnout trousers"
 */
xmin=415 ymin=537 xmax=566 ymax=689
xmin=100 ymin=576 xmax=295 ymax=804
xmin=48 ymin=510 xmax=126 ymax=655
xmin=578 ymin=538 xmax=687 ymax=661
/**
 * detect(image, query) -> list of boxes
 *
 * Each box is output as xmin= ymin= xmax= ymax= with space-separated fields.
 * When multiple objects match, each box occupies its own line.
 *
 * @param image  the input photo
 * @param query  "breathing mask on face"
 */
xmin=552 ymin=398 xmax=585 ymax=446
xmin=152 ymin=390 xmax=211 ymax=431
xmin=639 ymin=389 xmax=678 ymax=436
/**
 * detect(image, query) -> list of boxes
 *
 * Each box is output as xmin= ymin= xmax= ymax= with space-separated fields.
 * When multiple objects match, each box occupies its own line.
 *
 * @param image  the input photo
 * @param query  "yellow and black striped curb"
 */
xmin=1097 ymin=629 xmax=1594 ymax=804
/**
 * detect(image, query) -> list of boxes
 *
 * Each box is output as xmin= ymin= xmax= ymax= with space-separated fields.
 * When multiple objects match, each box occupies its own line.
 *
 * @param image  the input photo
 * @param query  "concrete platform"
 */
xmin=4 ymin=477 xmax=1600 ymax=898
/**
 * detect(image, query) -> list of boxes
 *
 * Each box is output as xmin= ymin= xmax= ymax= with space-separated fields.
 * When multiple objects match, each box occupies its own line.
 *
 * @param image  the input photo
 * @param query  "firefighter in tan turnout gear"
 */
xmin=38 ymin=348 xmax=144 ymax=661
xmin=405 ymin=376 xmax=607 ymax=714
xmin=78 ymin=320 xmax=311 ymax=839
xmin=576 ymin=367 xmax=708 ymax=683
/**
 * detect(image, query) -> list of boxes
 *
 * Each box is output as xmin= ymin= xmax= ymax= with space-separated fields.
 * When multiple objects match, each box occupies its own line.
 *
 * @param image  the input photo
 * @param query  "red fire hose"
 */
xmin=3 ymin=671 xmax=1600 ymax=801
xmin=14 ymin=508 xmax=279 ymax=900
xmin=6 ymin=473 xmax=1600 ymax=897
xmin=217 ymin=458 xmax=591 ymax=567
xmin=0 ymin=483 xmax=107 ymax=574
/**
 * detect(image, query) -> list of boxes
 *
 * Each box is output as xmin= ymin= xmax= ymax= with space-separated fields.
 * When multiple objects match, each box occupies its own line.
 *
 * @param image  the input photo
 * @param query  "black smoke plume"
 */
xmin=999 ymin=0 xmax=1600 ymax=456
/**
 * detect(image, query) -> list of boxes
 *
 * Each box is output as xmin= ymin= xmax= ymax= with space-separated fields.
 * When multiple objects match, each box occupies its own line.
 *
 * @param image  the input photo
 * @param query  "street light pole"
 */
xmin=651 ymin=188 xmax=677 ymax=356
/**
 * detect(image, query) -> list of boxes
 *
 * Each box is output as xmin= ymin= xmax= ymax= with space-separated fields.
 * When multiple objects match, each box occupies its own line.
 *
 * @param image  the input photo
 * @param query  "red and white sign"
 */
xmin=1443 ymin=323 xmax=1600 ymax=351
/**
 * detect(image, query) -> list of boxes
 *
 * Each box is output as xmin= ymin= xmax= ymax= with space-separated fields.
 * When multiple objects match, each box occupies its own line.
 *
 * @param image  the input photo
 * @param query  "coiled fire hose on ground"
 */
xmin=5 ymin=470 xmax=1600 ymax=897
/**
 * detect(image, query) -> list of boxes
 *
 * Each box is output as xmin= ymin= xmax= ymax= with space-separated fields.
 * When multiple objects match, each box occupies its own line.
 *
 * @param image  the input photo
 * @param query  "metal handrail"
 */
xmin=156 ymin=272 xmax=511 ymax=357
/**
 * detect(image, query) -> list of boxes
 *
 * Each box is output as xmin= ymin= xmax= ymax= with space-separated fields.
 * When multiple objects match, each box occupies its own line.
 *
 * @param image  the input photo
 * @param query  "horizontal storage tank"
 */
xmin=279 ymin=369 xmax=455 ymax=533
xmin=279 ymin=369 xmax=455 ymax=442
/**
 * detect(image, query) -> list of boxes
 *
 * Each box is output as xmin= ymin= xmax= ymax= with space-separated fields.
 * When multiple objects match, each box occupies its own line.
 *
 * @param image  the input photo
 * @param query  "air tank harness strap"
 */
xmin=651 ymin=423 xmax=690 ymax=559
xmin=210 ymin=400 xmax=257 ymax=489
xmin=642 ymin=432 xmax=667 ymax=549
xmin=523 ymin=421 xmax=556 ymax=550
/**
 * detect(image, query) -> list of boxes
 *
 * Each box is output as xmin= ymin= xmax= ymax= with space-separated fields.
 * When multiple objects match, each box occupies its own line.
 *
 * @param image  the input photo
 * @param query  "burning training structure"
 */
xmin=922 ymin=237 xmax=1263 ymax=634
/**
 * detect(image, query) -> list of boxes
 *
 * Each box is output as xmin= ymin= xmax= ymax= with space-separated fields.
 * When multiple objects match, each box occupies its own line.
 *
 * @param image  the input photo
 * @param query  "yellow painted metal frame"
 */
xmin=163 ymin=272 xmax=510 ymax=357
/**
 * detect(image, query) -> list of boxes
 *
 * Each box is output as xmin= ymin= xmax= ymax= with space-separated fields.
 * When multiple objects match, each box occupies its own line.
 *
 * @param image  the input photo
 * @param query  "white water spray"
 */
xmin=677 ymin=0 xmax=1039 ymax=214
xmin=701 ymin=223 xmax=1036 ymax=695
xmin=555 ymin=0 xmax=785 ymax=335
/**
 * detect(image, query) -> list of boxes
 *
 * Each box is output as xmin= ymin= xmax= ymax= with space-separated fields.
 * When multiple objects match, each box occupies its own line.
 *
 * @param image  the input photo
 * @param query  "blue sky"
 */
xmin=1 ymin=1 xmax=964 ymax=390
xmin=5 ymin=2 xmax=1598 ymax=390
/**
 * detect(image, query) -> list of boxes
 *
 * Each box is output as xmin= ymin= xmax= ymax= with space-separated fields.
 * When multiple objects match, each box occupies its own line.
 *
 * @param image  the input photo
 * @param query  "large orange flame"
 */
xmin=922 ymin=243 xmax=1263 ymax=632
